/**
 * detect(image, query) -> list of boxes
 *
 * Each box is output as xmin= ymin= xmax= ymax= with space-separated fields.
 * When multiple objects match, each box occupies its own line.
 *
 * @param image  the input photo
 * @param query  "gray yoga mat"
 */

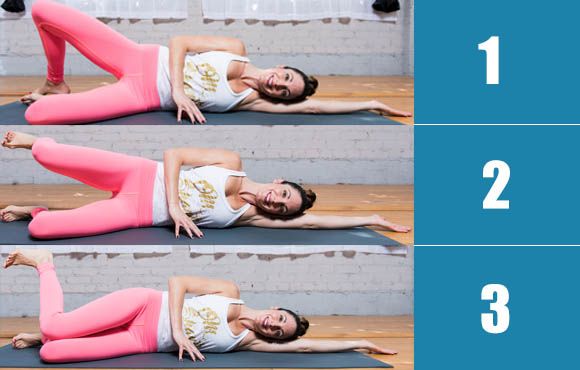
xmin=0 ymin=221 xmax=401 ymax=246
xmin=0 ymin=102 xmax=400 ymax=125
xmin=0 ymin=346 xmax=392 ymax=368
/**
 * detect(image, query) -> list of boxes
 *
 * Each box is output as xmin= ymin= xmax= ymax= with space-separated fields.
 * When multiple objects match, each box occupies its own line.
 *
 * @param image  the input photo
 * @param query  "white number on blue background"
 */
xmin=483 ymin=160 xmax=510 ymax=209
xmin=478 ymin=36 xmax=500 ymax=84
xmin=481 ymin=284 xmax=510 ymax=334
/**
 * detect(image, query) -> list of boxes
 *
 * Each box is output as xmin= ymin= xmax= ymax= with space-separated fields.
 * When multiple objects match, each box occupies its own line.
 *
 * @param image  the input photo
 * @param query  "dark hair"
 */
xmin=278 ymin=308 xmax=310 ymax=342
xmin=282 ymin=181 xmax=317 ymax=216
xmin=284 ymin=66 xmax=319 ymax=102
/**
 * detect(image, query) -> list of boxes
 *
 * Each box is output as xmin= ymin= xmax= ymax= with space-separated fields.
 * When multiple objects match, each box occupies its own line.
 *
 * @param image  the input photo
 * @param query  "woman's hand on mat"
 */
xmin=370 ymin=215 xmax=411 ymax=233
xmin=173 ymin=331 xmax=205 ymax=362
xmin=169 ymin=204 xmax=204 ymax=239
xmin=172 ymin=90 xmax=206 ymax=124
xmin=369 ymin=100 xmax=412 ymax=117
xmin=360 ymin=340 xmax=397 ymax=355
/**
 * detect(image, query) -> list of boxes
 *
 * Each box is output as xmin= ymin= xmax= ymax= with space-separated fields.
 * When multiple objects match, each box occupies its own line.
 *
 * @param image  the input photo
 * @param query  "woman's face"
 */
xmin=255 ymin=181 xmax=302 ymax=216
xmin=258 ymin=67 xmax=305 ymax=100
xmin=254 ymin=309 xmax=298 ymax=340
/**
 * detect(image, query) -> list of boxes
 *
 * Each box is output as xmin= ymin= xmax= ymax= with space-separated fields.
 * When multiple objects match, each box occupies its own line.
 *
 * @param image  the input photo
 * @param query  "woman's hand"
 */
xmin=369 ymin=100 xmax=412 ymax=117
xmin=370 ymin=215 xmax=411 ymax=233
xmin=359 ymin=340 xmax=397 ymax=355
xmin=172 ymin=90 xmax=206 ymax=124
xmin=172 ymin=330 xmax=205 ymax=362
xmin=168 ymin=204 xmax=204 ymax=238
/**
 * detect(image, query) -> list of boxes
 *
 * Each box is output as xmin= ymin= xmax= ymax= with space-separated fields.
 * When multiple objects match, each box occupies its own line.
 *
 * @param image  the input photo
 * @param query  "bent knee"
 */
xmin=30 ymin=137 xmax=56 ymax=164
xmin=28 ymin=215 xmax=53 ymax=240
xmin=31 ymin=0 xmax=55 ymax=23
xmin=25 ymin=105 xmax=51 ymax=125
xmin=31 ymin=1 xmax=46 ymax=22
xmin=39 ymin=320 xmax=61 ymax=342
xmin=39 ymin=342 xmax=65 ymax=363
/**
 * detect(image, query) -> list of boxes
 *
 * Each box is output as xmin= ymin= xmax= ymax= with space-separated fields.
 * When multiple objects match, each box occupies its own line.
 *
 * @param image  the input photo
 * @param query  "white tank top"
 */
xmin=157 ymin=293 xmax=249 ymax=353
xmin=151 ymin=163 xmax=251 ymax=228
xmin=156 ymin=46 xmax=254 ymax=112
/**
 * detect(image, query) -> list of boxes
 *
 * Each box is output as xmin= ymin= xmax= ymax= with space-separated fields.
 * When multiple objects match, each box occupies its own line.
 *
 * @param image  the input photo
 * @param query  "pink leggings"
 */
xmin=28 ymin=137 xmax=157 ymax=239
xmin=36 ymin=263 xmax=161 ymax=363
xmin=26 ymin=0 xmax=161 ymax=125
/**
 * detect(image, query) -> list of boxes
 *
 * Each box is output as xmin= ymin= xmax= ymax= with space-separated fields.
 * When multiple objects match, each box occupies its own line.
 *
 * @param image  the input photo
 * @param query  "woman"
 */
xmin=5 ymin=249 xmax=396 ymax=363
xmin=22 ymin=0 xmax=411 ymax=125
xmin=1 ymin=131 xmax=410 ymax=239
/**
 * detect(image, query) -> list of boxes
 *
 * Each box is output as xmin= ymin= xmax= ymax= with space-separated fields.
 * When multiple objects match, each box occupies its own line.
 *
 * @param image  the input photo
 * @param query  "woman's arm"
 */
xmin=241 ymin=338 xmax=396 ymax=354
xmin=169 ymin=36 xmax=245 ymax=91
xmin=239 ymin=98 xmax=412 ymax=116
xmin=239 ymin=213 xmax=411 ymax=233
xmin=164 ymin=148 xmax=242 ymax=238
xmin=168 ymin=276 xmax=239 ymax=361
xmin=168 ymin=36 xmax=245 ymax=123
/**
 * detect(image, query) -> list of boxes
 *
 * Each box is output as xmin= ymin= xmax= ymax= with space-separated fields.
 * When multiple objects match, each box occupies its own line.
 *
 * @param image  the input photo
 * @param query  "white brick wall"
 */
xmin=0 ymin=246 xmax=414 ymax=316
xmin=0 ymin=0 xmax=414 ymax=75
xmin=0 ymin=125 xmax=414 ymax=184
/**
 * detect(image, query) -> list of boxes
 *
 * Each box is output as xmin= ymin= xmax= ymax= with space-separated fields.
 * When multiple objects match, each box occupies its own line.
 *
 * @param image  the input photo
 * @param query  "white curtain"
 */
xmin=202 ymin=0 xmax=397 ymax=22
xmin=1 ymin=0 xmax=188 ymax=19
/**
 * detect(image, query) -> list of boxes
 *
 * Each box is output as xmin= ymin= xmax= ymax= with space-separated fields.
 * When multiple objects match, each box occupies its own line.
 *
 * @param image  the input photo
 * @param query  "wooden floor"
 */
xmin=0 ymin=184 xmax=414 ymax=245
xmin=0 ymin=76 xmax=414 ymax=125
xmin=0 ymin=316 xmax=414 ymax=370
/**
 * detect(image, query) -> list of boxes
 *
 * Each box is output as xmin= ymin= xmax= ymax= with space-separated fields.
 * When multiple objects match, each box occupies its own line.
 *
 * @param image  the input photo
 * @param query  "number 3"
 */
xmin=483 ymin=160 xmax=510 ymax=209
xmin=481 ymin=284 xmax=510 ymax=334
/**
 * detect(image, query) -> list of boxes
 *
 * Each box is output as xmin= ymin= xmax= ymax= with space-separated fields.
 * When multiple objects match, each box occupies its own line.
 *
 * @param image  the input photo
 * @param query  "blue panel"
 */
xmin=416 ymin=0 xmax=580 ymax=124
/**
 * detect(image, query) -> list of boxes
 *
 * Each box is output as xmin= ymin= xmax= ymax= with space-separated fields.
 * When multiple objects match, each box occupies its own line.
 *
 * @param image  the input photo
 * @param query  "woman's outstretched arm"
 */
xmin=168 ymin=275 xmax=239 ymax=361
xmin=164 ymin=148 xmax=242 ymax=238
xmin=241 ymin=338 xmax=396 ymax=354
xmin=239 ymin=98 xmax=412 ymax=117
xmin=239 ymin=213 xmax=411 ymax=233
xmin=169 ymin=35 xmax=246 ymax=123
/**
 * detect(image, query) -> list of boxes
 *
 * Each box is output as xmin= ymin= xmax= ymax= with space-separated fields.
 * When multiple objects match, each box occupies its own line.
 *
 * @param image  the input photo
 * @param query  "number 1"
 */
xmin=478 ymin=36 xmax=500 ymax=85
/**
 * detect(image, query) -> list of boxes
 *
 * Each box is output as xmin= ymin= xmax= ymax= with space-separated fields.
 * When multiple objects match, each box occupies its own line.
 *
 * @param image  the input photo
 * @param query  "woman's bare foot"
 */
xmin=3 ymin=249 xmax=53 ymax=269
xmin=1 ymin=131 xmax=37 ymax=149
xmin=0 ymin=205 xmax=45 ymax=222
xmin=12 ymin=333 xmax=43 ymax=349
xmin=20 ymin=80 xmax=70 ymax=105
xmin=20 ymin=92 xmax=45 ymax=105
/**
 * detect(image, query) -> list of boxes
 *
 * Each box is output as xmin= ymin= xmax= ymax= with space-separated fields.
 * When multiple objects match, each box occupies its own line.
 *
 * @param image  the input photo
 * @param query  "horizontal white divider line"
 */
xmin=415 ymin=244 xmax=580 ymax=247
xmin=415 ymin=124 xmax=580 ymax=126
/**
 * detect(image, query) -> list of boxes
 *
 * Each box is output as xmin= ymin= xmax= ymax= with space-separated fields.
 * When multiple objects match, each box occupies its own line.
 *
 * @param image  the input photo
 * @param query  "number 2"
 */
xmin=478 ymin=36 xmax=500 ymax=84
xmin=481 ymin=284 xmax=510 ymax=334
xmin=483 ymin=160 xmax=510 ymax=209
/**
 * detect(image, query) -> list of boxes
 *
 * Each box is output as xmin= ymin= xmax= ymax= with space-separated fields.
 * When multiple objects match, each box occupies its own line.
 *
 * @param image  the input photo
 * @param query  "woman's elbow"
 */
xmin=233 ymin=40 xmax=247 ymax=56
xmin=163 ymin=148 xmax=178 ymax=161
xmin=168 ymin=276 xmax=183 ymax=288
xmin=300 ymin=102 xmax=320 ymax=114
xmin=301 ymin=222 xmax=318 ymax=230
xmin=169 ymin=36 xmax=188 ymax=52
xmin=169 ymin=35 xmax=185 ymax=46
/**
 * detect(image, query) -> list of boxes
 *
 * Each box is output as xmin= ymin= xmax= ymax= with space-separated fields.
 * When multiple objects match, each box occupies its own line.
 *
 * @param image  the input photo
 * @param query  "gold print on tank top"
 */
xmin=178 ymin=177 xmax=220 ymax=222
xmin=183 ymin=60 xmax=220 ymax=103
xmin=182 ymin=305 xmax=221 ymax=347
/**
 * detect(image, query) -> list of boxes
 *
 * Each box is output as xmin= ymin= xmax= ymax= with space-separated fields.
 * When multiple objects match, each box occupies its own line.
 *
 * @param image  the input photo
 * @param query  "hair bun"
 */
xmin=295 ymin=316 xmax=310 ymax=337
xmin=307 ymin=76 xmax=319 ymax=95
xmin=304 ymin=189 xmax=317 ymax=209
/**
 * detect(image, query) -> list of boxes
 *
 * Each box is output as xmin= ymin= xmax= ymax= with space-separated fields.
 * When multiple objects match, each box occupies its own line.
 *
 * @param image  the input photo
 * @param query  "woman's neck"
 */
xmin=237 ymin=177 xmax=263 ymax=205
xmin=238 ymin=305 xmax=259 ymax=330
xmin=240 ymin=63 xmax=263 ymax=90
